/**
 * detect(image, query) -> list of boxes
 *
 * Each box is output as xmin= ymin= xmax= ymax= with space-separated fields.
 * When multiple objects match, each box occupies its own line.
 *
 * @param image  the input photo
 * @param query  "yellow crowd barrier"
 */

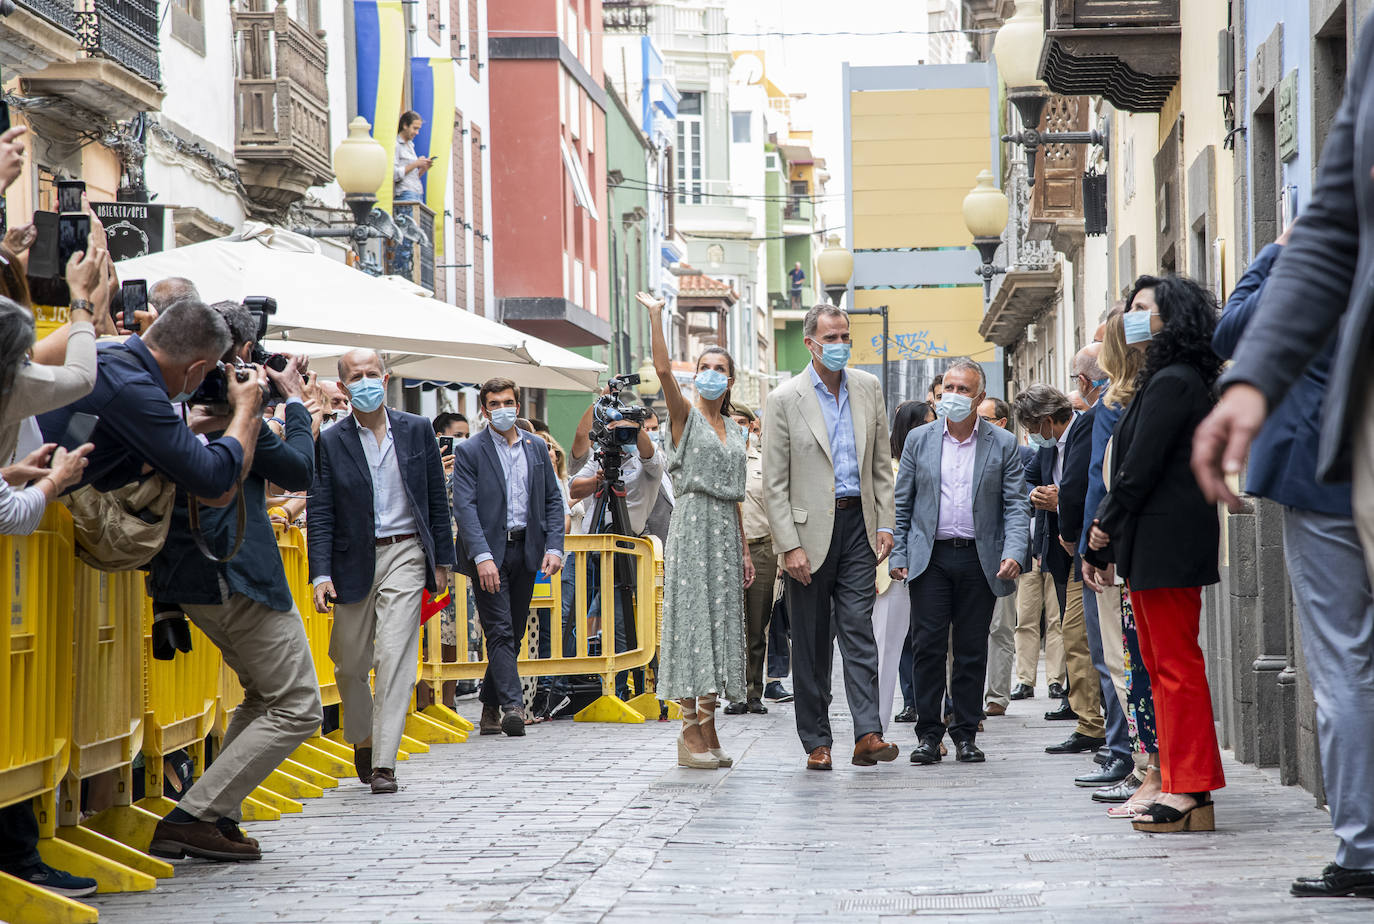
xmin=418 ymin=534 xmax=665 ymax=724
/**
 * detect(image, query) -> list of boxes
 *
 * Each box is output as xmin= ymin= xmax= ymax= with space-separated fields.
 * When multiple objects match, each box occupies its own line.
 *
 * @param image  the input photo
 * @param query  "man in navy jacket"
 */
xmin=146 ymin=303 xmax=321 ymax=862
xmin=309 ymin=349 xmax=454 ymax=793
xmin=451 ymin=377 xmax=565 ymax=737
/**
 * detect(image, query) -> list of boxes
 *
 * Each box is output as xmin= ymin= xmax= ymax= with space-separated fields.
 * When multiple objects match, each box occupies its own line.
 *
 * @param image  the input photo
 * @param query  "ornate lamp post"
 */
xmin=816 ymin=235 xmax=854 ymax=308
xmin=635 ymin=356 xmax=662 ymax=414
xmin=295 ymin=117 xmax=398 ymax=273
xmin=963 ymin=169 xmax=1011 ymax=301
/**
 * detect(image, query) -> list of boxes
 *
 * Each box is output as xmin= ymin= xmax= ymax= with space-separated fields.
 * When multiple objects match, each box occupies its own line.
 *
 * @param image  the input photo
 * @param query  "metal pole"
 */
xmin=846 ymin=304 xmax=890 ymax=408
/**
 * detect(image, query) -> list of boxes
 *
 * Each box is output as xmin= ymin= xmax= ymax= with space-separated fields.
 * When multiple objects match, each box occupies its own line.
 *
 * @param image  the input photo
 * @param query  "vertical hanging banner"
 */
xmin=409 ymin=56 xmax=455 ymax=252
xmin=353 ymin=0 xmax=406 ymax=214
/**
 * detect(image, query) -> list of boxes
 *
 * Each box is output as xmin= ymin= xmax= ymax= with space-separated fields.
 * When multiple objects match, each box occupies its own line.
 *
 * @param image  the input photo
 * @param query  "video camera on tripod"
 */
xmin=590 ymin=372 xmax=652 ymax=451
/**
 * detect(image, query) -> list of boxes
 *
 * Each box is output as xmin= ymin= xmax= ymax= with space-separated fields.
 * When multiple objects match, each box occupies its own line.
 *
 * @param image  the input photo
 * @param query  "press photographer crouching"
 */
xmin=141 ymin=300 xmax=322 ymax=862
xmin=568 ymin=375 xmax=664 ymax=700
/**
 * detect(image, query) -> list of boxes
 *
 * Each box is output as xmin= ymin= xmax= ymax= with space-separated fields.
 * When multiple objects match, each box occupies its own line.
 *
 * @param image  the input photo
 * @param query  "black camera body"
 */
xmin=590 ymin=373 xmax=652 ymax=453
xmin=188 ymin=360 xmax=270 ymax=410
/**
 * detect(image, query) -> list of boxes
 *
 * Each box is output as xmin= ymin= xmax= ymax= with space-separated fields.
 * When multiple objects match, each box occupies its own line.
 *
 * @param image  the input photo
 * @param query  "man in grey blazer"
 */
xmin=890 ymin=360 xmax=1030 ymax=764
xmin=763 ymin=303 xmax=900 ymax=770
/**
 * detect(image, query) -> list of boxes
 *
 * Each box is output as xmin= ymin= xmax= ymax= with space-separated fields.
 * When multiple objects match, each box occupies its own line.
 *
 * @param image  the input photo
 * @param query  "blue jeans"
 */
xmin=1083 ymin=587 xmax=1131 ymax=761
xmin=1283 ymin=506 xmax=1374 ymax=869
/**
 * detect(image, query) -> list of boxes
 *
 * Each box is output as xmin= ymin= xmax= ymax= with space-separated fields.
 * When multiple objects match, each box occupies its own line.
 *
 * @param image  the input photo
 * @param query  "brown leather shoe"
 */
xmin=852 ymin=732 xmax=900 ymax=766
xmin=150 ymin=819 xmax=261 ymax=862
xmin=480 ymin=703 xmax=502 ymax=735
xmin=806 ymin=746 xmax=833 ymax=770
xmin=216 ymin=819 xmax=260 ymax=851
xmin=353 ymin=745 xmax=372 ymax=783
xmin=370 ymin=768 xmax=398 ymax=794
xmin=985 ymin=702 xmax=1007 ymax=716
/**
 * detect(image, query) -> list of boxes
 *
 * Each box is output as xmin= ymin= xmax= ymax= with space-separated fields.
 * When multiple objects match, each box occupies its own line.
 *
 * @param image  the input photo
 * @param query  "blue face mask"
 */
xmin=936 ymin=392 xmax=974 ymax=423
xmin=347 ymin=375 xmax=386 ymax=413
xmin=814 ymin=342 xmax=851 ymax=372
xmin=488 ymin=406 xmax=519 ymax=432
xmin=1123 ymin=310 xmax=1155 ymax=344
xmin=695 ymin=368 xmax=729 ymax=400
xmin=1027 ymin=432 xmax=1054 ymax=449
xmin=170 ymin=365 xmax=204 ymax=404
xmin=1092 ymin=378 xmax=1109 ymax=390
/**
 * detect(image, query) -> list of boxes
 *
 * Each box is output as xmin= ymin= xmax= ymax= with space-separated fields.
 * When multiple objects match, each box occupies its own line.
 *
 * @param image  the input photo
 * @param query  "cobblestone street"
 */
xmin=94 ymin=678 xmax=1369 ymax=923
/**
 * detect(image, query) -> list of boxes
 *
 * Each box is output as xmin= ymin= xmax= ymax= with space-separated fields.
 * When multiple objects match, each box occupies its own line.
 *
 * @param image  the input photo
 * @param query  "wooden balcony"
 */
xmin=1040 ymin=0 xmax=1180 ymax=113
xmin=233 ymin=4 xmax=332 ymax=214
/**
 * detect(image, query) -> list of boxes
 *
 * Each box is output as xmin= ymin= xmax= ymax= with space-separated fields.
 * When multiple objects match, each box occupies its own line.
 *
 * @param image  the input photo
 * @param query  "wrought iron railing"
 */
xmin=76 ymin=0 xmax=161 ymax=85
xmin=19 ymin=0 xmax=78 ymax=33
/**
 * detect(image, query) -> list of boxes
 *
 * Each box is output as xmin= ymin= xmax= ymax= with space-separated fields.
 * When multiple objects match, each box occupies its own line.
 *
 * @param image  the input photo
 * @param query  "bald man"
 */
xmin=308 ymin=349 xmax=455 ymax=793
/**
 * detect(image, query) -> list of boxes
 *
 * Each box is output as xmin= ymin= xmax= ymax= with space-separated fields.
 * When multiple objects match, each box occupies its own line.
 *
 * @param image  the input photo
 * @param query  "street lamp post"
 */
xmin=993 ymin=0 xmax=1106 ymax=186
xmin=294 ymin=117 xmax=398 ymax=273
xmin=963 ymin=170 xmax=1011 ymax=302
xmin=635 ymin=357 xmax=662 ymax=415
xmin=817 ymin=235 xmax=891 ymax=407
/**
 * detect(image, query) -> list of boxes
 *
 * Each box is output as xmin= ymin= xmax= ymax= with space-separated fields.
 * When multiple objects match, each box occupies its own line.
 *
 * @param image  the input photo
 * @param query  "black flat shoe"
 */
xmin=1291 ymin=863 xmax=1374 ymax=898
xmin=1046 ymin=732 xmax=1106 ymax=754
xmin=953 ymin=740 xmax=985 ymax=763
xmin=1075 ymin=756 xmax=1132 ymax=786
xmin=1047 ymin=682 xmax=1066 ymax=699
xmin=1043 ymin=702 xmax=1078 ymax=722
xmin=893 ymin=706 xmax=917 ymax=723
xmin=1132 ymin=793 xmax=1214 ymax=833
xmin=1009 ymin=683 xmax=1034 ymax=700
xmin=723 ymin=701 xmax=748 ymax=715
xmin=746 ymin=698 xmax=768 ymax=715
xmin=909 ymin=739 xmax=943 ymax=765
xmin=764 ymin=681 xmax=794 ymax=702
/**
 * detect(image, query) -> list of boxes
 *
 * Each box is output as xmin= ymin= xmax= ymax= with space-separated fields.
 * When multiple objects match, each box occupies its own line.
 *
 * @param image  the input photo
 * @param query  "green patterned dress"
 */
xmin=656 ymin=407 xmax=748 ymax=701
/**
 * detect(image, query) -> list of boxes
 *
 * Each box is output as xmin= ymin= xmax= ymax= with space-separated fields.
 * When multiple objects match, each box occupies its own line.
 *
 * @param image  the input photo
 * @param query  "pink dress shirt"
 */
xmin=934 ymin=418 xmax=979 ymax=540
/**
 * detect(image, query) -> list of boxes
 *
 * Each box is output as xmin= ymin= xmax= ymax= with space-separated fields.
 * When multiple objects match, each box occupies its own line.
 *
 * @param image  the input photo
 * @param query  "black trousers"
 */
xmin=473 ymin=540 xmax=538 ymax=709
xmin=784 ymin=505 xmax=882 ymax=753
xmin=0 ymin=801 xmax=40 ymax=870
xmin=910 ymin=540 xmax=996 ymax=744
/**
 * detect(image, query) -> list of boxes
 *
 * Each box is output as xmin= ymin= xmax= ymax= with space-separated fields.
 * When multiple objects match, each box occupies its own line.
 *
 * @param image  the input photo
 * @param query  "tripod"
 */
xmin=588 ymin=445 xmax=643 ymax=698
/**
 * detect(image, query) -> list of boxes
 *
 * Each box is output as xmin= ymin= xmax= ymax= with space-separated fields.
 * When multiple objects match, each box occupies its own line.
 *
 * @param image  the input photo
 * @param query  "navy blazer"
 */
xmin=1213 ymin=243 xmax=1352 ymax=516
xmin=307 ymin=410 xmax=455 ymax=605
xmin=450 ymin=427 xmax=565 ymax=579
xmin=1025 ymin=441 xmax=1072 ymax=584
xmin=1079 ymin=398 xmax=1121 ymax=557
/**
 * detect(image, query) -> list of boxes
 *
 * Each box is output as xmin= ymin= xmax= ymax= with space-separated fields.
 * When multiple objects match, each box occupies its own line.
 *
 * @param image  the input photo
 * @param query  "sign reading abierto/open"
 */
xmin=91 ymin=202 xmax=167 ymax=262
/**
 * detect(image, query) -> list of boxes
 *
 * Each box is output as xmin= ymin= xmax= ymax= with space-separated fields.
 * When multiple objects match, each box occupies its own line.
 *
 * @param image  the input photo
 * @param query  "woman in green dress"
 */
xmin=638 ymin=292 xmax=752 ymax=769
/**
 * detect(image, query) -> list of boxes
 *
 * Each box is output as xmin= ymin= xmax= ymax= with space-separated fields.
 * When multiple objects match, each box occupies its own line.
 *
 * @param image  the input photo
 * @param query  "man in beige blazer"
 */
xmin=763 ymin=303 xmax=899 ymax=770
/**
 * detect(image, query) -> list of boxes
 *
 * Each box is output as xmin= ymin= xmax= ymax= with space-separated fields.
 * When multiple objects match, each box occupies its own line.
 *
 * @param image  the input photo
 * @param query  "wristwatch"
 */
xmin=69 ymin=299 xmax=95 ymax=316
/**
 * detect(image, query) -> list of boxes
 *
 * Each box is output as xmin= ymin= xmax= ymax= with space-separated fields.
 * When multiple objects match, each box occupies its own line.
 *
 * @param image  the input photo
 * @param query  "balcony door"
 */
xmin=676 ymin=91 xmax=703 ymax=205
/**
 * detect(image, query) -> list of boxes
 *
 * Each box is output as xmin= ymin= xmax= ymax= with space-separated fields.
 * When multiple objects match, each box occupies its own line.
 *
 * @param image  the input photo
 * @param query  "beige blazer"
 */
xmin=762 ymin=364 xmax=895 ymax=566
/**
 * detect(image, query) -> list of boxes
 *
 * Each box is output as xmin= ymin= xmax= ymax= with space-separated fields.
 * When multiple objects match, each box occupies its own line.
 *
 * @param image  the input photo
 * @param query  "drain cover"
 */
xmin=1025 ymin=848 xmax=1169 ymax=862
xmin=836 ymin=893 xmax=1042 ymax=912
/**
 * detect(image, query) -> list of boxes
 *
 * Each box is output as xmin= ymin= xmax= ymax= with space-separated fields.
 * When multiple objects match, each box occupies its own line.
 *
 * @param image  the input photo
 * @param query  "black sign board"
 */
xmin=91 ymin=201 xmax=167 ymax=261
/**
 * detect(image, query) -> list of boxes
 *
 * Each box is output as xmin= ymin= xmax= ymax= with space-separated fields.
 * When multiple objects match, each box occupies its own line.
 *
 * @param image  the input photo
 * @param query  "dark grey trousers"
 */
xmin=784 ymin=505 xmax=882 ymax=753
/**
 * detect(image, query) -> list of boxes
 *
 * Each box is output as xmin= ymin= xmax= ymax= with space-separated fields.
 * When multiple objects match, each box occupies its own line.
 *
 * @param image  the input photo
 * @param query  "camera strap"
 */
xmin=188 ymin=478 xmax=248 ymax=563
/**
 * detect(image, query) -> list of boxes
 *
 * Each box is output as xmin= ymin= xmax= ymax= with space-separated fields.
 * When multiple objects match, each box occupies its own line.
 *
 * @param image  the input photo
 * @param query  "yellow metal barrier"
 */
xmin=418 ymin=535 xmax=663 ymax=723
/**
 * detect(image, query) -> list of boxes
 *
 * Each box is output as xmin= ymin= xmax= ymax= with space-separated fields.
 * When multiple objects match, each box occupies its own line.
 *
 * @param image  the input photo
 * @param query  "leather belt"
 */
xmin=506 ymin=529 xmax=526 ymax=543
xmin=835 ymin=496 xmax=861 ymax=510
xmin=376 ymin=532 xmax=418 ymax=547
xmin=935 ymin=537 xmax=975 ymax=549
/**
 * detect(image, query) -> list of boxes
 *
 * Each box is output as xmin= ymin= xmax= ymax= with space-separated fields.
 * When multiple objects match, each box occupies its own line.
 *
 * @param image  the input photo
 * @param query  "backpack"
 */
xmin=62 ymin=472 xmax=176 ymax=572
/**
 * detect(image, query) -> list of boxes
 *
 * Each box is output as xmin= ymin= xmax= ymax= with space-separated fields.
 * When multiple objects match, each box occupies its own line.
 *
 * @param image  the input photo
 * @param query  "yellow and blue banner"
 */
xmin=410 ymin=56 xmax=456 ymax=252
xmin=353 ymin=0 xmax=406 ymax=213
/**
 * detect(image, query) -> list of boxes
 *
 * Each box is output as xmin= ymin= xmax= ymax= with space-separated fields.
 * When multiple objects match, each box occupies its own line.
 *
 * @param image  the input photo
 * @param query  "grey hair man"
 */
xmin=150 ymin=276 xmax=200 ymax=311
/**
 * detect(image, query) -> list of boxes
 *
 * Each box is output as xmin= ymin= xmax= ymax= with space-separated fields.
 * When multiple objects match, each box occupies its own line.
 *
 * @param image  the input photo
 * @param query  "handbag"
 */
xmin=61 ymin=472 xmax=176 ymax=572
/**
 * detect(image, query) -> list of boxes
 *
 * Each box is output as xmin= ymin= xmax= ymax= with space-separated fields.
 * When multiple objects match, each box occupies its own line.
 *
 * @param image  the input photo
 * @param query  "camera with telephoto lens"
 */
xmin=243 ymin=295 xmax=290 ymax=391
xmin=187 ymin=359 xmax=270 ymax=409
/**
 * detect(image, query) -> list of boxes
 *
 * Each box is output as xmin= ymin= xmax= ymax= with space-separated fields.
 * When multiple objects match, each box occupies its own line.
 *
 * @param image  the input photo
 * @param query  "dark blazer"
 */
xmin=450 ymin=426 xmax=565 ymax=579
xmin=307 ymin=410 xmax=455 ymax=605
xmin=150 ymin=401 xmax=315 ymax=612
xmin=1213 ymin=243 xmax=1351 ymax=516
xmin=1057 ymin=404 xmax=1098 ymax=575
xmin=1078 ymin=398 xmax=1122 ymax=557
xmin=1221 ymin=15 xmax=1374 ymax=482
xmin=1025 ymin=440 xmax=1072 ymax=584
xmin=1084 ymin=364 xmax=1220 ymax=592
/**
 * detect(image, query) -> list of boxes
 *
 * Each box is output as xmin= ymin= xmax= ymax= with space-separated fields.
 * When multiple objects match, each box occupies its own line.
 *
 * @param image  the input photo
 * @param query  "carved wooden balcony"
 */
xmin=1040 ymin=0 xmax=1180 ymax=113
xmin=233 ymin=3 xmax=333 ymax=214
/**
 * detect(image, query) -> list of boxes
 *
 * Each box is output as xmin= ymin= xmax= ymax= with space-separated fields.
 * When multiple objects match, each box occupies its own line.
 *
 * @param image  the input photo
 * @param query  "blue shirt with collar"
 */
xmin=37 ymin=335 xmax=245 ymax=498
xmin=807 ymin=362 xmax=861 ymax=498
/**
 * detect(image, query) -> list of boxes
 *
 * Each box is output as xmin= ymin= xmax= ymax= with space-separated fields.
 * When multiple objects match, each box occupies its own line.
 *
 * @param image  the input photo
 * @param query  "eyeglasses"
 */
xmin=979 ymin=415 xmax=999 ymax=423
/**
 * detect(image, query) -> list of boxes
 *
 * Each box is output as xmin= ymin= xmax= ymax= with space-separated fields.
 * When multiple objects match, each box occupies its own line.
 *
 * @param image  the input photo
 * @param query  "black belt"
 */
xmin=835 ymin=496 xmax=861 ymax=510
xmin=935 ymin=537 xmax=975 ymax=549
xmin=375 ymin=532 xmax=417 ymax=547
xmin=506 ymin=529 xmax=526 ymax=544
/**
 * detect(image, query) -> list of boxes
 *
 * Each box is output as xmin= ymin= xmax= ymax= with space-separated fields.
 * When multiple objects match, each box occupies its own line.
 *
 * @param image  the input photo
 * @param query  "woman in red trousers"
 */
xmin=1084 ymin=273 xmax=1225 ymax=833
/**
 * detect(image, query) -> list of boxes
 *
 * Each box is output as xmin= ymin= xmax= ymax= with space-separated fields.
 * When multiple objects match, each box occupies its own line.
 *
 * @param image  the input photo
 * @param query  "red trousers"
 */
xmin=1127 ymin=585 xmax=1226 ymax=794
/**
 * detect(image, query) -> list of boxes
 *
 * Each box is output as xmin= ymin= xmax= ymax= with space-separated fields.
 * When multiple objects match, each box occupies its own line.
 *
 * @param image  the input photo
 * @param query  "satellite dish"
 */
xmin=731 ymin=53 xmax=764 ymax=86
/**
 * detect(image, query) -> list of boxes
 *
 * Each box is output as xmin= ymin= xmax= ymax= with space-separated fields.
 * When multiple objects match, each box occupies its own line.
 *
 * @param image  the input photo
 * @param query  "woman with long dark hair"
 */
xmin=1086 ymin=274 xmax=1225 ymax=833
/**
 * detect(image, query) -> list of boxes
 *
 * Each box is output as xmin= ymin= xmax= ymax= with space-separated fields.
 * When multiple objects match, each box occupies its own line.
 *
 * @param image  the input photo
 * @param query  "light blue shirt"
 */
xmin=808 ymin=363 xmax=861 ymax=498
xmin=357 ymin=415 xmax=419 ymax=539
xmin=473 ymin=427 xmax=564 ymax=567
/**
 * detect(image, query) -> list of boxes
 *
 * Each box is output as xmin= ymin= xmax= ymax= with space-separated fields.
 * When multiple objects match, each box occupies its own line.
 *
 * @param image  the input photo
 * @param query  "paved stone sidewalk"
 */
xmin=93 ymin=679 xmax=1369 ymax=923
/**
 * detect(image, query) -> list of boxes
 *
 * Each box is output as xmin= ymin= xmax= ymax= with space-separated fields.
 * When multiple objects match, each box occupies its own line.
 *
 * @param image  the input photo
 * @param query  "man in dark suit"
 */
xmin=1015 ymin=385 xmax=1104 ymax=753
xmin=451 ymin=377 xmax=565 ymax=737
xmin=1056 ymin=344 xmax=1132 ymax=789
xmin=309 ymin=349 xmax=454 ymax=794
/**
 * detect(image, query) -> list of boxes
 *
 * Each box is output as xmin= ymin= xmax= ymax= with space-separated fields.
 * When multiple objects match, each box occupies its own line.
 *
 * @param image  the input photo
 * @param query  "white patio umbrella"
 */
xmin=115 ymin=224 xmax=531 ymax=362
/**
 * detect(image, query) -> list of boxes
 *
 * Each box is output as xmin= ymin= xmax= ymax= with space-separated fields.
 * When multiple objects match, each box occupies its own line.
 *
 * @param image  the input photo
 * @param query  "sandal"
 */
xmin=697 ymin=694 xmax=733 ymax=766
xmin=677 ymin=701 xmax=720 ymax=770
xmin=1132 ymin=793 xmax=1214 ymax=833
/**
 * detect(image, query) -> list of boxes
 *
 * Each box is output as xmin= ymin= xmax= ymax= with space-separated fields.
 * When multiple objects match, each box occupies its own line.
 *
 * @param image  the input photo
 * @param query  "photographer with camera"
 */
xmin=567 ymin=375 xmax=665 ymax=700
xmin=37 ymin=297 xmax=262 ymax=506
xmin=141 ymin=301 xmax=321 ymax=863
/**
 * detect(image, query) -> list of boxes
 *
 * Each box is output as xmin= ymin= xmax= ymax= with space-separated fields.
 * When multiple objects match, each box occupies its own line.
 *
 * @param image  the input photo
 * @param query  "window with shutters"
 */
xmin=427 ymin=0 xmax=440 ymax=42
xmin=469 ymin=0 xmax=480 ymax=81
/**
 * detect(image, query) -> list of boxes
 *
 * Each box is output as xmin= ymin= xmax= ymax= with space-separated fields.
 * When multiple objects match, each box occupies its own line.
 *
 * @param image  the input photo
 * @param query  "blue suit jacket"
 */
xmin=450 ymin=427 xmax=565 ymax=578
xmin=1213 ymin=243 xmax=1352 ymax=516
xmin=890 ymin=420 xmax=1030 ymax=597
xmin=307 ymin=410 xmax=455 ymax=605
xmin=1024 ymin=441 xmax=1073 ymax=584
